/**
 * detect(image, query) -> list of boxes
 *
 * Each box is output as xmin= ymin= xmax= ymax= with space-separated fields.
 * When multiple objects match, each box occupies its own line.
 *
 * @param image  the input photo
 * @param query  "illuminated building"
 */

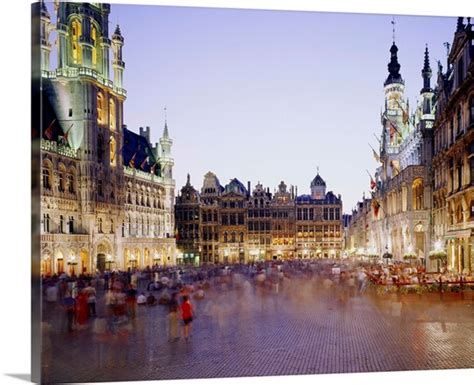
xmin=39 ymin=2 xmax=176 ymax=275
xmin=175 ymin=172 xmax=344 ymax=264
xmin=432 ymin=17 xmax=474 ymax=273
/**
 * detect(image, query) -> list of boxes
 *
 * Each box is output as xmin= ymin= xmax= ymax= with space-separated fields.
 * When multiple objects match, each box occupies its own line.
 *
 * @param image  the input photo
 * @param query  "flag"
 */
xmin=372 ymin=148 xmax=381 ymax=163
xmin=129 ymin=152 xmax=137 ymax=168
xmin=62 ymin=123 xmax=74 ymax=142
xmin=370 ymin=177 xmax=377 ymax=190
xmin=140 ymin=156 xmax=149 ymax=170
xmin=396 ymin=99 xmax=409 ymax=125
xmin=44 ymin=118 xmax=56 ymax=140
xmin=150 ymin=161 xmax=158 ymax=174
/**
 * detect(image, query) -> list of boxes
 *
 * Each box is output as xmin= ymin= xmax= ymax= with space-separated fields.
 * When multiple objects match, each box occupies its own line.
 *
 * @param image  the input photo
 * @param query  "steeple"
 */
xmin=112 ymin=24 xmax=125 ymax=89
xmin=186 ymin=173 xmax=191 ymax=186
xmin=456 ymin=17 xmax=464 ymax=32
xmin=421 ymin=44 xmax=432 ymax=93
xmin=384 ymin=42 xmax=404 ymax=86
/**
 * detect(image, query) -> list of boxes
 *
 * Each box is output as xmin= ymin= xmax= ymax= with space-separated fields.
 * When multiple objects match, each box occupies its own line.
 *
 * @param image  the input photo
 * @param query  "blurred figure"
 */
xmin=63 ymin=291 xmax=76 ymax=333
xmin=75 ymin=289 xmax=89 ymax=329
xmin=84 ymin=283 xmax=97 ymax=317
xmin=137 ymin=292 xmax=147 ymax=305
xmin=180 ymin=295 xmax=193 ymax=341
xmin=168 ymin=292 xmax=179 ymax=342
xmin=126 ymin=284 xmax=137 ymax=318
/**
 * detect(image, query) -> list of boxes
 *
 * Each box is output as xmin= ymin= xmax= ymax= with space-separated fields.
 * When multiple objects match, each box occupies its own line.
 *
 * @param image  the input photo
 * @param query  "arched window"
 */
xmin=239 ymin=232 xmax=244 ymax=243
xmin=58 ymin=163 xmax=66 ymax=192
xmin=469 ymin=95 xmax=474 ymax=125
xmin=109 ymin=136 xmax=116 ymax=166
xmin=97 ymin=93 xmax=105 ymax=124
xmin=42 ymin=162 xmax=52 ymax=190
xmin=68 ymin=216 xmax=74 ymax=233
xmin=231 ymin=232 xmax=236 ymax=243
xmin=109 ymin=99 xmax=116 ymax=130
xmin=71 ymin=19 xmax=82 ymax=64
xmin=412 ymin=178 xmax=424 ymax=211
xmin=43 ymin=214 xmax=50 ymax=233
xmin=59 ymin=215 xmax=65 ymax=233
xmin=223 ymin=232 xmax=228 ymax=243
xmin=91 ymin=24 xmax=98 ymax=68
xmin=98 ymin=218 xmax=103 ymax=233
xmin=67 ymin=168 xmax=75 ymax=193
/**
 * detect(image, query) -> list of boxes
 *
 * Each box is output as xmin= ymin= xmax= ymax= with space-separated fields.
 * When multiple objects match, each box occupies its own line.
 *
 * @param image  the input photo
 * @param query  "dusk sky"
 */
xmin=46 ymin=3 xmax=457 ymax=212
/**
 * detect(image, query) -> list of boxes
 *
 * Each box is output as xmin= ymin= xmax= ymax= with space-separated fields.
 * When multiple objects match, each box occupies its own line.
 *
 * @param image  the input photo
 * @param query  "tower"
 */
xmin=159 ymin=120 xmax=174 ymax=180
xmin=380 ymin=36 xmax=409 ymax=180
xmin=418 ymin=45 xmax=435 ymax=165
xmin=40 ymin=2 xmax=52 ymax=71
xmin=112 ymin=25 xmax=125 ymax=89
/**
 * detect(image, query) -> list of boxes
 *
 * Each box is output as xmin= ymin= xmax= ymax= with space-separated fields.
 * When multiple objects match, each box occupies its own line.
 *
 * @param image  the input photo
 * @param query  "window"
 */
xmin=91 ymin=25 xmax=98 ymax=68
xmin=58 ymin=164 xmax=66 ymax=192
xmin=223 ymin=232 xmax=228 ymax=243
xmin=42 ymin=167 xmax=51 ymax=190
xmin=412 ymin=179 xmax=424 ymax=210
xmin=122 ymin=220 xmax=125 ymax=237
xmin=458 ymin=56 xmax=464 ymax=85
xmin=59 ymin=215 xmax=65 ymax=233
xmin=98 ymin=218 xmax=103 ymax=233
xmin=110 ymin=218 xmax=114 ymax=234
xmin=240 ymin=232 xmax=244 ymax=243
xmin=457 ymin=107 xmax=463 ymax=133
xmin=97 ymin=93 xmax=105 ymax=124
xmin=109 ymin=136 xmax=116 ymax=166
xmin=109 ymin=99 xmax=116 ymax=130
xmin=43 ymin=214 xmax=50 ymax=233
xmin=98 ymin=179 xmax=104 ymax=197
xmin=67 ymin=172 xmax=75 ymax=193
xmin=231 ymin=232 xmax=236 ymax=243
xmin=68 ymin=216 xmax=74 ymax=233
xmin=71 ymin=20 xmax=81 ymax=64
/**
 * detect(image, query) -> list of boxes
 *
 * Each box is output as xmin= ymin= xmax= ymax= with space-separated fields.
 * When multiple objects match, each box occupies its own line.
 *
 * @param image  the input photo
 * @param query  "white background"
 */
xmin=0 ymin=0 xmax=472 ymax=384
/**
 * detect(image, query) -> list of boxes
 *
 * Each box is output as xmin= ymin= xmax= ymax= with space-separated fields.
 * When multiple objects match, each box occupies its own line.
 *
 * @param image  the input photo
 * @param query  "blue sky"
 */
xmin=46 ymin=3 xmax=457 ymax=212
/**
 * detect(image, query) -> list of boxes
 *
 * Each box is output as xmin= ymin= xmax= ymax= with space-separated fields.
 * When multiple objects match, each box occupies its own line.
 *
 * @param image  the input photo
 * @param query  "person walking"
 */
xmin=180 ymin=295 xmax=193 ymax=341
xmin=84 ymin=283 xmax=97 ymax=317
xmin=168 ymin=292 xmax=179 ymax=342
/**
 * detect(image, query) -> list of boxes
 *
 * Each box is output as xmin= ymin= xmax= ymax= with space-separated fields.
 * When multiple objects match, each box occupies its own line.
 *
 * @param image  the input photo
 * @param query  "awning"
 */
xmin=444 ymin=229 xmax=473 ymax=239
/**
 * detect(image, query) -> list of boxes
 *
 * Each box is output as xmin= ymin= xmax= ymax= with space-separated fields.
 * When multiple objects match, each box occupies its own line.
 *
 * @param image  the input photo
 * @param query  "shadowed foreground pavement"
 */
xmin=41 ymin=279 xmax=474 ymax=383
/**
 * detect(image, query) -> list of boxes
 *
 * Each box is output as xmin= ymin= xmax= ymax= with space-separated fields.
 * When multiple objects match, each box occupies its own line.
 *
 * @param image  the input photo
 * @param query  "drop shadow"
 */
xmin=4 ymin=374 xmax=31 ymax=382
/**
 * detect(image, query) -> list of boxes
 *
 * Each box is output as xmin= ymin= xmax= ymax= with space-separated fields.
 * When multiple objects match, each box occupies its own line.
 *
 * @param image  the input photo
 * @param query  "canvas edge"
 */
xmin=31 ymin=1 xmax=42 ymax=383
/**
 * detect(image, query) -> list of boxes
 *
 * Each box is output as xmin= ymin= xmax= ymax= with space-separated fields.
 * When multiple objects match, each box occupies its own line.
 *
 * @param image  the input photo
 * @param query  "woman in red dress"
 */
xmin=180 ymin=295 xmax=193 ymax=340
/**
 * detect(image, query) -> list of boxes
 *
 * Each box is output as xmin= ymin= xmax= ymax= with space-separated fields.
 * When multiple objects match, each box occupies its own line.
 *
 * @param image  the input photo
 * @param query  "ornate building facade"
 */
xmin=348 ymin=37 xmax=434 ymax=266
xmin=175 ymin=172 xmax=343 ymax=265
xmin=432 ymin=17 xmax=474 ymax=273
xmin=39 ymin=2 xmax=176 ymax=275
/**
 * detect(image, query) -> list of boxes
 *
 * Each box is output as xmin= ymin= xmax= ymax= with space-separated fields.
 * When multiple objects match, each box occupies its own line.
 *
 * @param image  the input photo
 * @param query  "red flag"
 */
xmin=372 ymin=199 xmax=380 ymax=217
xmin=44 ymin=119 xmax=56 ymax=140
xmin=370 ymin=178 xmax=376 ymax=190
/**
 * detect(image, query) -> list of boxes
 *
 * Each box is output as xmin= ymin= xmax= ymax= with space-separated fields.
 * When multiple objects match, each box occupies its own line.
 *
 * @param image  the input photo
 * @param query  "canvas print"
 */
xmin=32 ymin=1 xmax=474 ymax=383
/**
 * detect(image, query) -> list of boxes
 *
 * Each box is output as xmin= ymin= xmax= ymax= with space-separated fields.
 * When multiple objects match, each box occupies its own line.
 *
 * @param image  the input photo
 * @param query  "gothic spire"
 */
xmin=384 ymin=28 xmax=404 ymax=87
xmin=421 ymin=44 xmax=432 ymax=93
xmin=163 ymin=106 xmax=169 ymax=138
xmin=456 ymin=17 xmax=464 ymax=32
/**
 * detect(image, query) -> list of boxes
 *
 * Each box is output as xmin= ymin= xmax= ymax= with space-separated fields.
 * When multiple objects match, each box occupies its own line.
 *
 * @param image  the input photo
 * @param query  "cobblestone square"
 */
xmin=41 ymin=273 xmax=474 ymax=384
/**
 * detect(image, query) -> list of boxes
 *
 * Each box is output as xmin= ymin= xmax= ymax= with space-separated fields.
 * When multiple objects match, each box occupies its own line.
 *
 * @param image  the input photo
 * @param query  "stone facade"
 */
xmin=175 ymin=173 xmax=343 ymax=265
xmin=348 ymin=37 xmax=434 ymax=266
xmin=432 ymin=17 xmax=474 ymax=273
xmin=39 ymin=2 xmax=176 ymax=275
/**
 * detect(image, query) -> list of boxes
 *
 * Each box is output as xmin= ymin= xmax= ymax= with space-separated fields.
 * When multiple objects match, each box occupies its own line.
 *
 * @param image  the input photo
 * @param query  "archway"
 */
xmin=41 ymin=251 xmax=52 ymax=276
xmin=80 ymin=249 xmax=89 ymax=274
xmin=96 ymin=242 xmax=112 ymax=273
xmin=55 ymin=250 xmax=64 ymax=274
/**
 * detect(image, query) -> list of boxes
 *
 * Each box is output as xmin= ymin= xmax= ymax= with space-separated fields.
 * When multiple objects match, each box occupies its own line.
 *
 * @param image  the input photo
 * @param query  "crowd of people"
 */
xmin=41 ymin=258 xmax=473 ymax=340
xmin=42 ymin=259 xmax=372 ymax=340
